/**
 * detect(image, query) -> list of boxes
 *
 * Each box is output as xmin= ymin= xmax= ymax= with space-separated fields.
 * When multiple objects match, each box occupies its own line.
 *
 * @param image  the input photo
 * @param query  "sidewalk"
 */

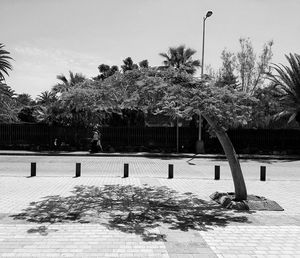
xmin=0 ymin=156 xmax=299 ymax=257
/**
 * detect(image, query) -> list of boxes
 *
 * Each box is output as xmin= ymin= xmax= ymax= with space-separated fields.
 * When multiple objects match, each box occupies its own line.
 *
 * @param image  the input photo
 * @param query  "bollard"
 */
xmin=31 ymin=162 xmax=36 ymax=177
xmin=214 ymin=165 xmax=220 ymax=180
xmin=124 ymin=163 xmax=129 ymax=178
xmin=260 ymin=166 xmax=266 ymax=181
xmin=75 ymin=163 xmax=81 ymax=177
xmin=168 ymin=164 xmax=174 ymax=179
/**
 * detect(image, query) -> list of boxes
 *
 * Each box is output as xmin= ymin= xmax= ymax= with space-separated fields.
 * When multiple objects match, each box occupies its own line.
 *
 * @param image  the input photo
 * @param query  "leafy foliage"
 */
xmin=268 ymin=53 xmax=300 ymax=124
xmin=0 ymin=43 xmax=13 ymax=81
xmin=219 ymin=38 xmax=273 ymax=93
xmin=0 ymin=82 xmax=18 ymax=123
xmin=97 ymin=68 xmax=256 ymax=133
xmin=33 ymin=67 xmax=257 ymax=133
xmin=17 ymin=107 xmax=36 ymax=123
xmin=247 ymin=86 xmax=283 ymax=129
xmin=0 ymin=45 xmax=17 ymax=122
xmin=138 ymin=59 xmax=149 ymax=68
xmin=16 ymin=93 xmax=35 ymax=106
xmin=216 ymin=50 xmax=239 ymax=88
xmin=121 ymin=57 xmax=138 ymax=73
xmin=36 ymin=91 xmax=57 ymax=105
xmin=52 ymin=71 xmax=86 ymax=94
xmin=159 ymin=45 xmax=200 ymax=75
xmin=94 ymin=64 xmax=119 ymax=80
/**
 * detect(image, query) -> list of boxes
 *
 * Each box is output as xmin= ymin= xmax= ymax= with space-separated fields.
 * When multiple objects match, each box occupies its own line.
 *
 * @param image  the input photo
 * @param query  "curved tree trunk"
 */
xmin=203 ymin=115 xmax=247 ymax=201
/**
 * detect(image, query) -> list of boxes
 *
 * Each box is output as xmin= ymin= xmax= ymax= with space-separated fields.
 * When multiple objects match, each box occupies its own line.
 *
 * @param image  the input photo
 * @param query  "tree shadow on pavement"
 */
xmin=11 ymin=184 xmax=252 ymax=241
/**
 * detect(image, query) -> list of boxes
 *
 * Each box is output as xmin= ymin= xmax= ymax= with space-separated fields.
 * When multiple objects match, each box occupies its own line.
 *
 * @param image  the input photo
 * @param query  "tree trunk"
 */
xmin=203 ymin=115 xmax=247 ymax=201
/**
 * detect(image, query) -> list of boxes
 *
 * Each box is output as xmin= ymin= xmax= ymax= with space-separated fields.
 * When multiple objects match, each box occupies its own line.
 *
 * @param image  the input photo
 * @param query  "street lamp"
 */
xmin=196 ymin=10 xmax=213 ymax=154
xmin=201 ymin=11 xmax=213 ymax=76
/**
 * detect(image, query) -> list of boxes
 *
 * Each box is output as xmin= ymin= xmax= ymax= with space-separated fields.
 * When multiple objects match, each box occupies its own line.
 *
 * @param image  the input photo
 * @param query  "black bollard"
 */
xmin=214 ymin=165 xmax=220 ymax=180
xmin=124 ymin=163 xmax=129 ymax=178
xmin=75 ymin=163 xmax=81 ymax=177
xmin=260 ymin=166 xmax=266 ymax=181
xmin=31 ymin=162 xmax=36 ymax=177
xmin=168 ymin=164 xmax=174 ymax=179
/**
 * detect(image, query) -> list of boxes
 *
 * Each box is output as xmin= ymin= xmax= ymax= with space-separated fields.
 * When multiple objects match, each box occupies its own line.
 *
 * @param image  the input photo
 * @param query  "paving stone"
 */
xmin=0 ymin=156 xmax=300 ymax=257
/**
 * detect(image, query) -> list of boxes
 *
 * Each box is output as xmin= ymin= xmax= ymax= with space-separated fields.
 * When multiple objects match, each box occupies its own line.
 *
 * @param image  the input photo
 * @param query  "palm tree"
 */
xmin=36 ymin=91 xmax=57 ymax=105
xmin=0 ymin=83 xmax=15 ymax=97
xmin=0 ymin=43 xmax=13 ymax=82
xmin=0 ymin=44 xmax=17 ymax=122
xmin=268 ymin=53 xmax=300 ymax=124
xmin=0 ymin=44 xmax=14 ymax=97
xmin=159 ymin=45 xmax=200 ymax=75
xmin=16 ymin=93 xmax=34 ymax=106
xmin=52 ymin=71 xmax=86 ymax=94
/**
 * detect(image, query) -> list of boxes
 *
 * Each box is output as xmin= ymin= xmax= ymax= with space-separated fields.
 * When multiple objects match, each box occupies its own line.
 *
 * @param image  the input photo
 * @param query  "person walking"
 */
xmin=97 ymin=131 xmax=103 ymax=152
xmin=90 ymin=131 xmax=103 ymax=153
xmin=90 ymin=131 xmax=99 ymax=153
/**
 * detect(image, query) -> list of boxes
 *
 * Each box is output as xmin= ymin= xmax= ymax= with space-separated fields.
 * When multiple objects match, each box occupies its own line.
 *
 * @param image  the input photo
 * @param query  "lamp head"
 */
xmin=206 ymin=11 xmax=213 ymax=18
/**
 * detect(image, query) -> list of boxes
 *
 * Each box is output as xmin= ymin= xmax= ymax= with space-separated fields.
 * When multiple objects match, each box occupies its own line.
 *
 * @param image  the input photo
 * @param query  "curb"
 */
xmin=0 ymin=151 xmax=299 ymax=160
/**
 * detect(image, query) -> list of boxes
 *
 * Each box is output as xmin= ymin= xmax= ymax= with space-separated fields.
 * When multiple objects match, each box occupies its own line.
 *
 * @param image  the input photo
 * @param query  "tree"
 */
xmin=268 ymin=53 xmax=300 ymax=124
xmin=39 ymin=81 xmax=111 ymax=127
xmin=216 ymin=50 xmax=239 ymax=88
xmin=17 ymin=107 xmax=36 ymax=123
xmin=98 ymin=68 xmax=255 ymax=200
xmin=159 ymin=45 xmax=200 ymax=75
xmin=121 ymin=57 xmax=138 ymax=73
xmin=94 ymin=64 xmax=119 ymax=80
xmin=246 ymin=85 xmax=283 ymax=129
xmin=0 ymin=43 xmax=13 ymax=82
xmin=220 ymin=38 xmax=273 ymax=93
xmin=52 ymin=71 xmax=86 ymax=94
xmin=0 ymin=44 xmax=18 ymax=122
xmin=16 ymin=93 xmax=34 ymax=106
xmin=49 ymin=67 xmax=255 ymax=200
xmin=36 ymin=91 xmax=57 ymax=105
xmin=0 ymin=43 xmax=15 ymax=106
xmin=0 ymin=86 xmax=18 ymax=123
xmin=139 ymin=60 xmax=149 ymax=69
xmin=15 ymin=94 xmax=36 ymax=122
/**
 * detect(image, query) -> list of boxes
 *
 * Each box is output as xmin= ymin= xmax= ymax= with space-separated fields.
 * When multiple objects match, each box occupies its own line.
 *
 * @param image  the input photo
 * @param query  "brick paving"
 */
xmin=0 ymin=155 xmax=300 ymax=257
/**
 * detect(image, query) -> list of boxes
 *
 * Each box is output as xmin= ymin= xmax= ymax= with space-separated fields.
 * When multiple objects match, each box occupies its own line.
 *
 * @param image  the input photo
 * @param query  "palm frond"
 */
xmin=56 ymin=74 xmax=69 ymax=86
xmin=268 ymin=53 xmax=300 ymax=120
xmin=0 ymin=43 xmax=13 ymax=79
xmin=159 ymin=45 xmax=199 ymax=74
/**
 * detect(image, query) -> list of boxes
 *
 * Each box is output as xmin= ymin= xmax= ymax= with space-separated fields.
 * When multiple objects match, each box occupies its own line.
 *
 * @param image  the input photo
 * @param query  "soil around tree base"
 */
xmin=210 ymin=192 xmax=284 ymax=211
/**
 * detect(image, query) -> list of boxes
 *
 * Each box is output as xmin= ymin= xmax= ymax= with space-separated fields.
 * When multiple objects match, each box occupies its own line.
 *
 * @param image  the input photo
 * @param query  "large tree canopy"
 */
xmin=60 ymin=68 xmax=256 ymax=200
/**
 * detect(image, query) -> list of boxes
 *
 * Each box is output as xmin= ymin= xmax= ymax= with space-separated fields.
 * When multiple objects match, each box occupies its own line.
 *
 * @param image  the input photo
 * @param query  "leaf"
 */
xmin=288 ymin=112 xmax=297 ymax=123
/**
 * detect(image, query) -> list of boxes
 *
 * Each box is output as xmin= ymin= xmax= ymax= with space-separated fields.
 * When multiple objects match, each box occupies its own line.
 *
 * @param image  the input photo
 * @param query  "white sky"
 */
xmin=1 ymin=0 xmax=300 ymax=97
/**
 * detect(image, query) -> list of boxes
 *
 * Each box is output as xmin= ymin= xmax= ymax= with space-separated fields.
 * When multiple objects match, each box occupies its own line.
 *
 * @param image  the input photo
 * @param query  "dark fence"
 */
xmin=227 ymin=129 xmax=300 ymax=154
xmin=0 ymin=123 xmax=299 ymax=154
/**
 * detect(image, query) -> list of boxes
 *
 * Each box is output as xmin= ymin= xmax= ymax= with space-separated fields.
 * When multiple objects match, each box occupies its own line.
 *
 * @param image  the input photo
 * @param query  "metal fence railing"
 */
xmin=0 ymin=123 xmax=299 ymax=154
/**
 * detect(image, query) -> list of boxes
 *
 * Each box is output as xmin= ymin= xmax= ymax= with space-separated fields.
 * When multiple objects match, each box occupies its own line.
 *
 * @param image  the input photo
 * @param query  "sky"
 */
xmin=1 ymin=0 xmax=300 ymax=98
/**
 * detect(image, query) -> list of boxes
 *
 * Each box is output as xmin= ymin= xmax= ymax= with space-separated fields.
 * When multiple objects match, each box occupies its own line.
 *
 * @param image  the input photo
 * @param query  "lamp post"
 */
xmin=196 ymin=10 xmax=213 ymax=154
xmin=201 ymin=11 xmax=213 ymax=76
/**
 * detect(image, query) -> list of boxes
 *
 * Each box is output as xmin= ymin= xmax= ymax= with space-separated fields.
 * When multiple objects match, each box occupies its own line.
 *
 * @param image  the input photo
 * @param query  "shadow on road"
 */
xmin=11 ymin=184 xmax=252 ymax=241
